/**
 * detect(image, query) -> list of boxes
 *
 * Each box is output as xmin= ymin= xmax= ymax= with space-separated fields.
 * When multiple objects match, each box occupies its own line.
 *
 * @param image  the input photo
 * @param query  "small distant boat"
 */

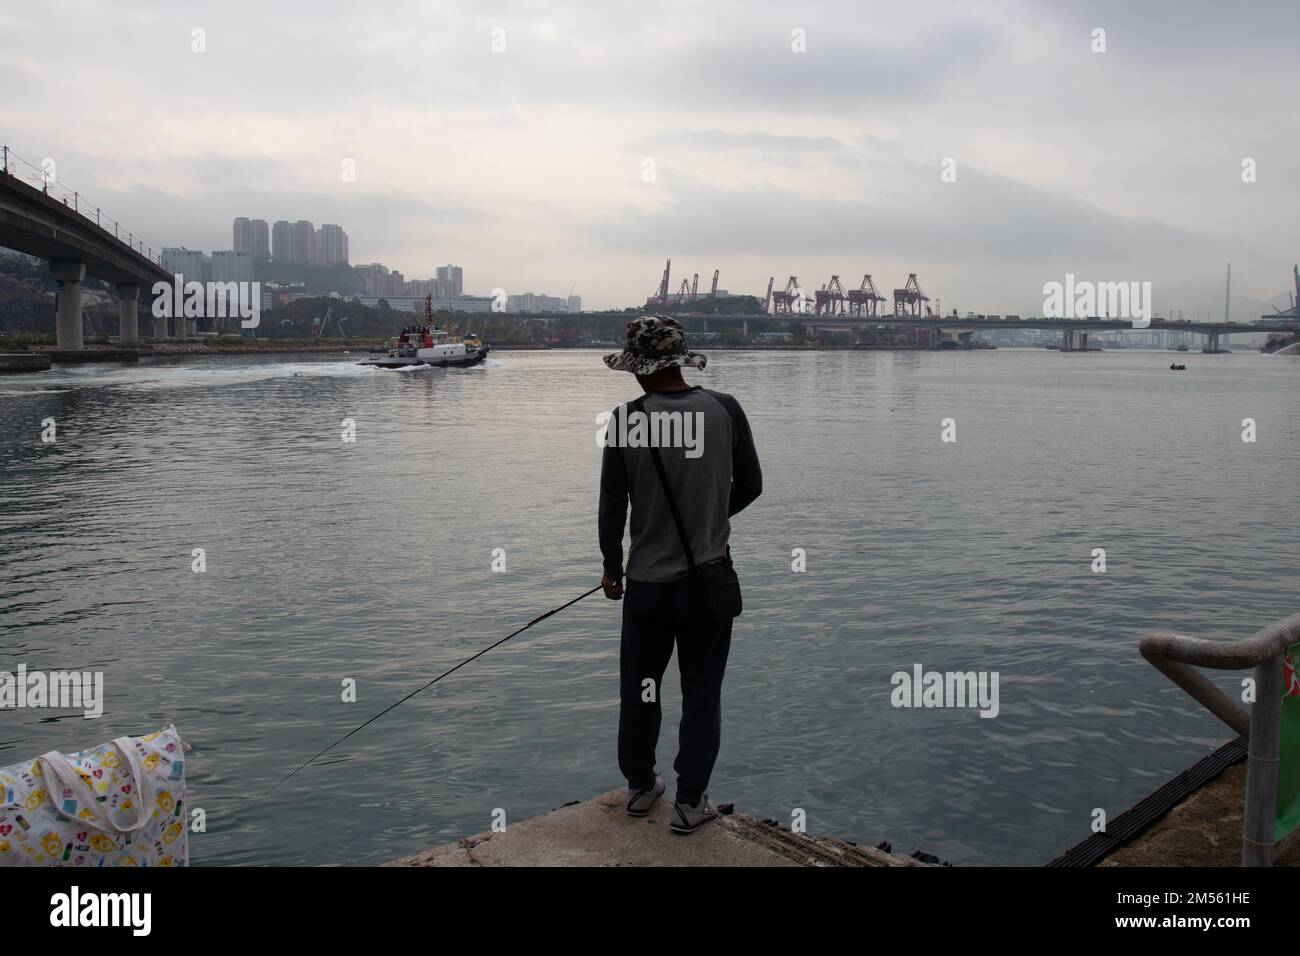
xmin=358 ymin=295 xmax=490 ymax=370
xmin=1170 ymin=363 xmax=1186 ymax=370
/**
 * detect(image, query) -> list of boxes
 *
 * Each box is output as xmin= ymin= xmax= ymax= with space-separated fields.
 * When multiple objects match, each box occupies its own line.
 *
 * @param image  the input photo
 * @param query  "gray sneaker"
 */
xmin=626 ymin=775 xmax=665 ymax=817
xmin=670 ymin=794 xmax=719 ymax=834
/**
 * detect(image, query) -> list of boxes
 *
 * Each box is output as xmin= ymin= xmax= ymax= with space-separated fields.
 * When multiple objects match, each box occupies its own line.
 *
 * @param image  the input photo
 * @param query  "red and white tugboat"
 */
xmin=359 ymin=295 xmax=491 ymax=370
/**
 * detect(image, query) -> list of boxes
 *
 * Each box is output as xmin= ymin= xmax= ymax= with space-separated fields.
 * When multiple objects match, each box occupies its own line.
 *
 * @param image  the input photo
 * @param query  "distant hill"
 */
xmin=0 ymin=250 xmax=119 ymax=334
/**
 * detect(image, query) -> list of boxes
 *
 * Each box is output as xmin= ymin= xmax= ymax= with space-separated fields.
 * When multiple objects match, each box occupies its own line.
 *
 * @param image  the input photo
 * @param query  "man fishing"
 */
xmin=598 ymin=316 xmax=762 ymax=834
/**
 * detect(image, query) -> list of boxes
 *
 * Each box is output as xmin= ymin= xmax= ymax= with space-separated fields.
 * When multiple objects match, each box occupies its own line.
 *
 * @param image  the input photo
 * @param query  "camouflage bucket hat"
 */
xmin=603 ymin=316 xmax=708 ymax=374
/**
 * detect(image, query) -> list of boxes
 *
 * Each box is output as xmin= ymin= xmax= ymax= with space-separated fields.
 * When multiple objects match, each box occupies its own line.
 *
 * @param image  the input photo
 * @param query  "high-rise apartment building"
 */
xmin=254 ymin=218 xmax=348 ymax=264
xmin=292 ymin=221 xmax=314 ymax=264
xmin=233 ymin=218 xmax=253 ymax=254
xmin=272 ymin=220 xmax=293 ymax=262
xmin=232 ymin=218 xmax=270 ymax=259
xmin=435 ymin=265 xmax=463 ymax=298
xmin=251 ymin=219 xmax=269 ymax=259
xmin=317 ymin=224 xmax=349 ymax=265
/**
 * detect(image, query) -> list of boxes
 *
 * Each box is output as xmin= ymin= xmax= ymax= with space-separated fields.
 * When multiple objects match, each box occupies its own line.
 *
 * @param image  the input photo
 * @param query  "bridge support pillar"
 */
xmin=1206 ymin=332 xmax=1220 ymax=352
xmin=155 ymin=306 xmax=169 ymax=339
xmin=742 ymin=319 xmax=749 ymax=338
xmin=116 ymin=283 xmax=139 ymax=345
xmin=1079 ymin=332 xmax=1088 ymax=351
xmin=50 ymin=259 xmax=86 ymax=350
xmin=1061 ymin=330 xmax=1074 ymax=351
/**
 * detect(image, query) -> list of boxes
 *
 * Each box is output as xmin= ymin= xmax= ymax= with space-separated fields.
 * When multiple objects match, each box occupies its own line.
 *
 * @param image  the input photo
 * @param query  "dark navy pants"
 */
xmin=618 ymin=576 xmax=733 ymax=806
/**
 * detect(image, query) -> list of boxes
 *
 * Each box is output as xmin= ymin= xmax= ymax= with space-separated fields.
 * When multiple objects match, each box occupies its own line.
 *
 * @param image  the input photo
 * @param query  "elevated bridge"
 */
xmin=1 ymin=146 xmax=171 ymax=349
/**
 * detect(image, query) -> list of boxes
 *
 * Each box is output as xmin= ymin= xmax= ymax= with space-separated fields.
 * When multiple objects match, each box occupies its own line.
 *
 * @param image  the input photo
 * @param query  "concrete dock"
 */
xmin=48 ymin=347 xmax=139 ymax=363
xmin=0 ymin=352 xmax=51 ymax=373
xmin=393 ymin=746 xmax=1300 ymax=867
xmin=1103 ymin=762 xmax=1298 ymax=867
xmin=388 ymin=789 xmax=933 ymax=867
xmin=1047 ymin=736 xmax=1300 ymax=867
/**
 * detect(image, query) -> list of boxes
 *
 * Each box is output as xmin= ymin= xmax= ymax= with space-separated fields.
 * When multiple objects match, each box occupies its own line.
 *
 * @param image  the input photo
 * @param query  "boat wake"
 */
xmin=388 ymin=357 xmax=501 ymax=373
xmin=0 ymin=359 xmax=375 ymax=394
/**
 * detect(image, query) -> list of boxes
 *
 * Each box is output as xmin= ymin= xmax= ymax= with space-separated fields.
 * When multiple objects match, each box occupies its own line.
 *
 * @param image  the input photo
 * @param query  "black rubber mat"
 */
xmin=1046 ymin=736 xmax=1248 ymax=867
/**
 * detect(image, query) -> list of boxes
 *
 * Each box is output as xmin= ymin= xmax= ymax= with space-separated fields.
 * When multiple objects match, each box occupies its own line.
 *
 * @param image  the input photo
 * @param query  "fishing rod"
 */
xmin=245 ymin=584 xmax=604 ymax=812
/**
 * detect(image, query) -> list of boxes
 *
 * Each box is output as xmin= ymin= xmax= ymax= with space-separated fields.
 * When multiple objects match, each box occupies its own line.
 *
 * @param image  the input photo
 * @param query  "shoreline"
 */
xmin=387 ymin=741 xmax=1300 ymax=867
xmin=8 ymin=341 xmax=1263 ymax=358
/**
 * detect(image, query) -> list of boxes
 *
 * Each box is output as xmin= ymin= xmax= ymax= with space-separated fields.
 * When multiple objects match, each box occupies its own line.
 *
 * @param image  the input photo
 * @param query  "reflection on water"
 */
xmin=1 ymin=348 xmax=1297 ymax=865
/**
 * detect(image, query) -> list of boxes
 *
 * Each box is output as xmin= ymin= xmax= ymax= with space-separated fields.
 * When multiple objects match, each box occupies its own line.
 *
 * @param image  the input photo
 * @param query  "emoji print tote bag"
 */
xmin=0 ymin=724 xmax=188 ymax=867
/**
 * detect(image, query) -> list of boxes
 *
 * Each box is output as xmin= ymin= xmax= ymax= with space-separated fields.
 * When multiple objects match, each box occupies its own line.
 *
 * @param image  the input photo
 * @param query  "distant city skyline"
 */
xmin=3 ymin=1 xmax=1297 ymax=314
xmin=234 ymin=217 xmax=349 ymax=266
xmin=160 ymin=246 xmax=255 ymax=286
xmin=355 ymin=261 xmax=462 ymax=299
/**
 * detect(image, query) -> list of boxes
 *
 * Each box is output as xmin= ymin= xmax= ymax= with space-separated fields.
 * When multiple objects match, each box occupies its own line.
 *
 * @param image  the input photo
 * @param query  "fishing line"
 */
xmin=244 ymin=584 xmax=604 ymax=812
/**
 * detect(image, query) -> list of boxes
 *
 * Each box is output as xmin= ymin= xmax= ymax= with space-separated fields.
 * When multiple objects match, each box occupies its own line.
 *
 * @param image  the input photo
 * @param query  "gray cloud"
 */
xmin=0 ymin=0 xmax=1296 ymax=309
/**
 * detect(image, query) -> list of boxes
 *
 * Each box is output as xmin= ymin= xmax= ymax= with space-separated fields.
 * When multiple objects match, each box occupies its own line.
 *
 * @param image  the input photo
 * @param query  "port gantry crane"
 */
xmin=763 ymin=276 xmax=775 ymax=314
xmin=848 ymin=274 xmax=886 ymax=317
xmin=814 ymin=275 xmax=849 ymax=315
xmin=893 ymin=273 xmax=930 ymax=316
xmin=771 ymin=276 xmax=804 ymax=314
xmin=649 ymin=257 xmax=671 ymax=306
xmin=645 ymin=259 xmax=721 ymax=307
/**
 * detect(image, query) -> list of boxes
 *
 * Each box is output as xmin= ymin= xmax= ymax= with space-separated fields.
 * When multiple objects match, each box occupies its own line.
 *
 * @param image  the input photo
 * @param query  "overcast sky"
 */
xmin=2 ymin=0 xmax=1297 ymax=314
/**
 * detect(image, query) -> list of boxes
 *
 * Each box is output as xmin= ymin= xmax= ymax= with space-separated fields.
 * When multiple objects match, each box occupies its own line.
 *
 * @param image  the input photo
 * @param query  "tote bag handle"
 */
xmin=37 ymin=737 xmax=152 ymax=836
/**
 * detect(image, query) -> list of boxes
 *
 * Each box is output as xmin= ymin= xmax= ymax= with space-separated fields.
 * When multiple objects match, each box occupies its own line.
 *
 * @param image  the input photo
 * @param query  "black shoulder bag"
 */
xmin=632 ymin=398 xmax=742 ymax=622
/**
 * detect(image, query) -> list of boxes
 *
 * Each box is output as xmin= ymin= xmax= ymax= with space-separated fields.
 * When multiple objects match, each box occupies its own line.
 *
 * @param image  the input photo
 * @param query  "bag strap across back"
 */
xmin=631 ymin=397 xmax=696 ymax=569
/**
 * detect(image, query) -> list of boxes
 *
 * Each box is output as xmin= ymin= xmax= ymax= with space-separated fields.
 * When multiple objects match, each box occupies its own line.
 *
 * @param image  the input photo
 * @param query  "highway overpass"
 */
xmin=1 ymin=147 xmax=171 ymax=349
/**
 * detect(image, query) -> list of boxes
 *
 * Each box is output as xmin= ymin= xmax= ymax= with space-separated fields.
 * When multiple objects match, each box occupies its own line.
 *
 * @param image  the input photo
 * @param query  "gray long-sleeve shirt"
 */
xmin=599 ymin=386 xmax=762 ymax=583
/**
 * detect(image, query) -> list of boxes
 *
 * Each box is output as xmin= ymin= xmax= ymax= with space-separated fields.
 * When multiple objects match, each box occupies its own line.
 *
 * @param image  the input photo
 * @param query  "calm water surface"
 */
xmin=2 ymin=347 xmax=1298 ymax=865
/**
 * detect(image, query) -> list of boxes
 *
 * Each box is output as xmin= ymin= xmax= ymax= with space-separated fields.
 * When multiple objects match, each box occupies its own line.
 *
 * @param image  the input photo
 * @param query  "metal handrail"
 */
xmin=1 ymin=144 xmax=162 ymax=266
xmin=1140 ymin=610 xmax=1300 ymax=866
